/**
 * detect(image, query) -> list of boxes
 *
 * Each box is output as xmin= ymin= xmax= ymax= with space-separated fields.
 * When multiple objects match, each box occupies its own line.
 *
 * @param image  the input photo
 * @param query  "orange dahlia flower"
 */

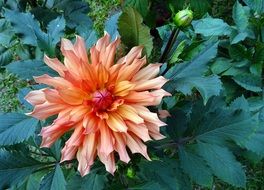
xmin=25 ymin=33 xmax=170 ymax=176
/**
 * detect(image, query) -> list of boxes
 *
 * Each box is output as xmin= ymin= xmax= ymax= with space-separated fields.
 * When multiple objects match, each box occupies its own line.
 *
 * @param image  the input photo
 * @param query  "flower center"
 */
xmin=92 ymin=89 xmax=114 ymax=111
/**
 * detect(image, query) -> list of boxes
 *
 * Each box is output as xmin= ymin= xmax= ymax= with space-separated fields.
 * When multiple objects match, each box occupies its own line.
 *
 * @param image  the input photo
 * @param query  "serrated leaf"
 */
xmin=0 ymin=150 xmax=43 ymax=189
xmin=243 ymin=0 xmax=264 ymax=13
xmin=40 ymin=164 xmax=66 ymax=190
xmin=47 ymin=16 xmax=66 ymax=45
xmin=105 ymin=12 xmax=121 ymax=41
xmin=193 ymin=96 xmax=255 ymax=146
xmin=4 ymin=9 xmax=40 ymax=46
xmin=193 ymin=18 xmax=232 ymax=37
xmin=165 ymin=41 xmax=222 ymax=104
xmin=179 ymin=147 xmax=213 ymax=186
xmin=67 ymin=172 xmax=107 ymax=190
xmin=197 ymin=142 xmax=246 ymax=188
xmin=76 ymin=24 xmax=97 ymax=48
xmin=211 ymin=57 xmax=232 ymax=74
xmin=0 ymin=47 xmax=13 ymax=66
xmin=0 ymin=113 xmax=38 ymax=146
xmin=139 ymin=159 xmax=192 ymax=190
xmin=233 ymin=1 xmax=251 ymax=32
xmin=6 ymin=60 xmax=56 ymax=80
xmin=233 ymin=73 xmax=262 ymax=92
xmin=118 ymin=7 xmax=153 ymax=56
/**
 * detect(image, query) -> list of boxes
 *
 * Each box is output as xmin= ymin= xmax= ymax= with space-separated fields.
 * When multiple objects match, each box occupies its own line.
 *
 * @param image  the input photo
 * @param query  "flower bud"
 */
xmin=173 ymin=9 xmax=193 ymax=28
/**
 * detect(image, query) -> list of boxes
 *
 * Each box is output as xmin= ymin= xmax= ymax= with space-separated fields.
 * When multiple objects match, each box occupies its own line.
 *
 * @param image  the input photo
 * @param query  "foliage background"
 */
xmin=0 ymin=0 xmax=264 ymax=189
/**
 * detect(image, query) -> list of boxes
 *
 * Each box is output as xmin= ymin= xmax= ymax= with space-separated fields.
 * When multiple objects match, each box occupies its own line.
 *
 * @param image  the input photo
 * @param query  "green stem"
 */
xmin=159 ymin=28 xmax=180 ymax=63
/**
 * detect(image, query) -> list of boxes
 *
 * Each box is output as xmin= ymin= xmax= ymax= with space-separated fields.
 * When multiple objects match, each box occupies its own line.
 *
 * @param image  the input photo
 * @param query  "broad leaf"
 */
xmin=243 ymin=0 xmax=264 ymax=13
xmin=124 ymin=0 xmax=149 ymax=18
xmin=67 ymin=172 xmax=107 ymax=190
xmin=6 ymin=60 xmax=56 ymax=80
xmin=76 ymin=24 xmax=97 ymax=48
xmin=47 ymin=16 xmax=66 ymax=45
xmin=179 ymin=147 xmax=213 ymax=186
xmin=165 ymin=41 xmax=222 ymax=104
xmin=0 ymin=113 xmax=38 ymax=146
xmin=193 ymin=18 xmax=232 ymax=37
xmin=105 ymin=12 xmax=121 ymax=41
xmin=233 ymin=73 xmax=262 ymax=92
xmin=197 ymin=142 xmax=246 ymax=188
xmin=40 ymin=164 xmax=66 ymax=190
xmin=0 ymin=150 xmax=43 ymax=189
xmin=118 ymin=7 xmax=153 ymax=56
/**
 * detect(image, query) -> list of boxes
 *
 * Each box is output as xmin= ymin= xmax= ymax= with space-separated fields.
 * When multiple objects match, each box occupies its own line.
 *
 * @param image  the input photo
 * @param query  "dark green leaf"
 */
xmin=118 ymin=7 xmax=153 ymax=56
xmin=67 ymin=172 xmax=107 ymax=190
xmin=40 ymin=164 xmax=66 ymax=190
xmin=0 ymin=150 xmax=43 ymax=189
xmin=197 ymin=142 xmax=246 ymax=188
xmin=211 ymin=57 xmax=232 ymax=75
xmin=0 ymin=47 xmax=13 ymax=66
xmin=0 ymin=113 xmax=38 ymax=146
xmin=243 ymin=0 xmax=264 ymax=13
xmin=193 ymin=18 xmax=232 ymax=37
xmin=165 ymin=41 xmax=222 ymax=103
xmin=233 ymin=73 xmax=262 ymax=92
xmin=179 ymin=147 xmax=213 ymax=186
xmin=124 ymin=0 xmax=149 ymax=18
xmin=233 ymin=1 xmax=250 ymax=32
xmin=6 ymin=60 xmax=56 ymax=80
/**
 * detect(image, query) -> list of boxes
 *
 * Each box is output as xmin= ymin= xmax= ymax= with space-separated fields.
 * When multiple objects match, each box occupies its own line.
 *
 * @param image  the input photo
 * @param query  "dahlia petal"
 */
xmin=74 ymin=35 xmax=89 ymax=64
xmin=90 ymin=46 xmax=100 ymax=65
xmin=107 ymin=99 xmax=124 ymax=111
xmin=149 ymin=89 xmax=172 ymax=106
xmin=61 ymin=145 xmax=78 ymax=162
xmin=43 ymin=89 xmax=64 ymax=104
xmin=124 ymin=91 xmax=155 ymax=105
xmin=126 ymin=133 xmax=150 ymax=160
xmin=77 ymin=147 xmax=91 ymax=177
xmin=106 ymin=112 xmax=127 ymax=132
xmin=103 ymin=38 xmax=120 ymax=69
xmin=114 ymin=81 xmax=135 ymax=97
xmin=158 ymin=110 xmax=171 ymax=119
xmin=113 ymin=132 xmax=130 ymax=163
xmin=145 ymin=122 xmax=166 ymax=140
xmin=117 ymin=46 xmax=143 ymax=65
xmin=116 ymin=57 xmax=146 ymax=81
xmin=83 ymin=133 xmax=97 ymax=165
xmin=132 ymin=105 xmax=166 ymax=127
xmin=134 ymin=76 xmax=168 ymax=91
xmin=126 ymin=121 xmax=151 ymax=142
xmin=44 ymin=55 xmax=67 ymax=77
xmin=96 ymin=63 xmax=109 ymax=86
xmin=99 ymin=120 xmax=114 ymax=156
xmin=69 ymin=105 xmax=90 ymax=122
xmin=34 ymin=74 xmax=73 ymax=89
xmin=98 ymin=152 xmax=116 ymax=175
xmin=25 ymin=89 xmax=46 ymax=105
xmin=96 ymin=33 xmax=110 ymax=52
xmin=27 ymin=102 xmax=67 ymax=120
xmin=117 ymin=104 xmax=144 ymax=124
xmin=83 ymin=114 xmax=99 ymax=134
xmin=58 ymin=87 xmax=88 ymax=105
xmin=132 ymin=63 xmax=162 ymax=81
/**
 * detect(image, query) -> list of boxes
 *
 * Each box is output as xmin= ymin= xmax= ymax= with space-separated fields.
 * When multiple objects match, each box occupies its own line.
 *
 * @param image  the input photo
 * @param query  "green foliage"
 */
xmin=0 ymin=0 xmax=264 ymax=189
xmin=118 ymin=7 xmax=153 ymax=56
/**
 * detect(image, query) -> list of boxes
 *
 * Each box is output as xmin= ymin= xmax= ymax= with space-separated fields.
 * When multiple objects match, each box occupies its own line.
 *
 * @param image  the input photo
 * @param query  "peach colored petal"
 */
xmin=99 ymin=120 xmax=114 ymax=156
xmin=74 ymin=35 xmax=89 ymax=64
xmin=124 ymin=91 xmax=155 ymax=105
xmin=44 ymin=54 xmax=67 ymax=77
xmin=102 ymin=38 xmax=120 ymax=69
xmin=83 ymin=114 xmax=99 ymax=134
xmin=149 ymin=89 xmax=172 ymax=106
xmin=24 ymin=89 xmax=46 ymax=105
xmin=132 ymin=63 xmax=161 ymax=81
xmin=126 ymin=133 xmax=150 ymax=160
xmin=106 ymin=112 xmax=127 ymax=132
xmin=113 ymin=132 xmax=130 ymax=163
xmin=34 ymin=74 xmax=73 ymax=89
xmin=96 ymin=63 xmax=109 ymax=86
xmin=27 ymin=102 xmax=67 ymax=120
xmin=158 ymin=110 xmax=171 ymax=119
xmin=90 ymin=46 xmax=99 ymax=65
xmin=98 ymin=152 xmax=116 ymax=175
xmin=58 ymin=87 xmax=88 ymax=105
xmin=107 ymin=99 xmax=124 ymax=111
xmin=134 ymin=76 xmax=168 ymax=91
xmin=43 ymin=89 xmax=65 ymax=104
xmin=117 ymin=46 xmax=143 ymax=65
xmin=126 ymin=121 xmax=151 ymax=142
xmin=114 ymin=81 xmax=135 ymax=97
xmin=145 ymin=122 xmax=166 ymax=140
xmin=117 ymin=104 xmax=144 ymax=124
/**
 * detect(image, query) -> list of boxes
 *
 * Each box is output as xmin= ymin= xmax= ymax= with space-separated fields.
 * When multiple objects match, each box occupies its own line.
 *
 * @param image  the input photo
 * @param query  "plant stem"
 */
xmin=159 ymin=28 xmax=180 ymax=63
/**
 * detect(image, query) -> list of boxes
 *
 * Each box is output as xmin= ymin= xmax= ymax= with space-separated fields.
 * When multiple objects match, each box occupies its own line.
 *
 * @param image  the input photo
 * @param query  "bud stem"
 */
xmin=159 ymin=28 xmax=180 ymax=63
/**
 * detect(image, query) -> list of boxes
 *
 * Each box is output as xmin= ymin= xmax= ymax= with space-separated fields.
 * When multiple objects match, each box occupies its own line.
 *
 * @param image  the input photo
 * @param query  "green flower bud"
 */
xmin=173 ymin=9 xmax=193 ymax=28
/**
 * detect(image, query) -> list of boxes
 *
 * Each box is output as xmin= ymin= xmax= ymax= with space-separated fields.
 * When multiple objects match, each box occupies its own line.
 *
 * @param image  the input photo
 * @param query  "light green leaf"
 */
xmin=6 ymin=60 xmax=56 ymax=80
xmin=233 ymin=73 xmax=262 ymax=92
xmin=179 ymin=147 xmax=213 ymax=186
xmin=40 ymin=164 xmax=66 ymax=190
xmin=193 ymin=18 xmax=232 ymax=36
xmin=0 ymin=150 xmax=43 ymax=189
xmin=118 ymin=7 xmax=153 ymax=56
xmin=0 ymin=113 xmax=38 ymax=146
xmin=197 ymin=142 xmax=246 ymax=188
xmin=67 ymin=172 xmax=107 ymax=190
